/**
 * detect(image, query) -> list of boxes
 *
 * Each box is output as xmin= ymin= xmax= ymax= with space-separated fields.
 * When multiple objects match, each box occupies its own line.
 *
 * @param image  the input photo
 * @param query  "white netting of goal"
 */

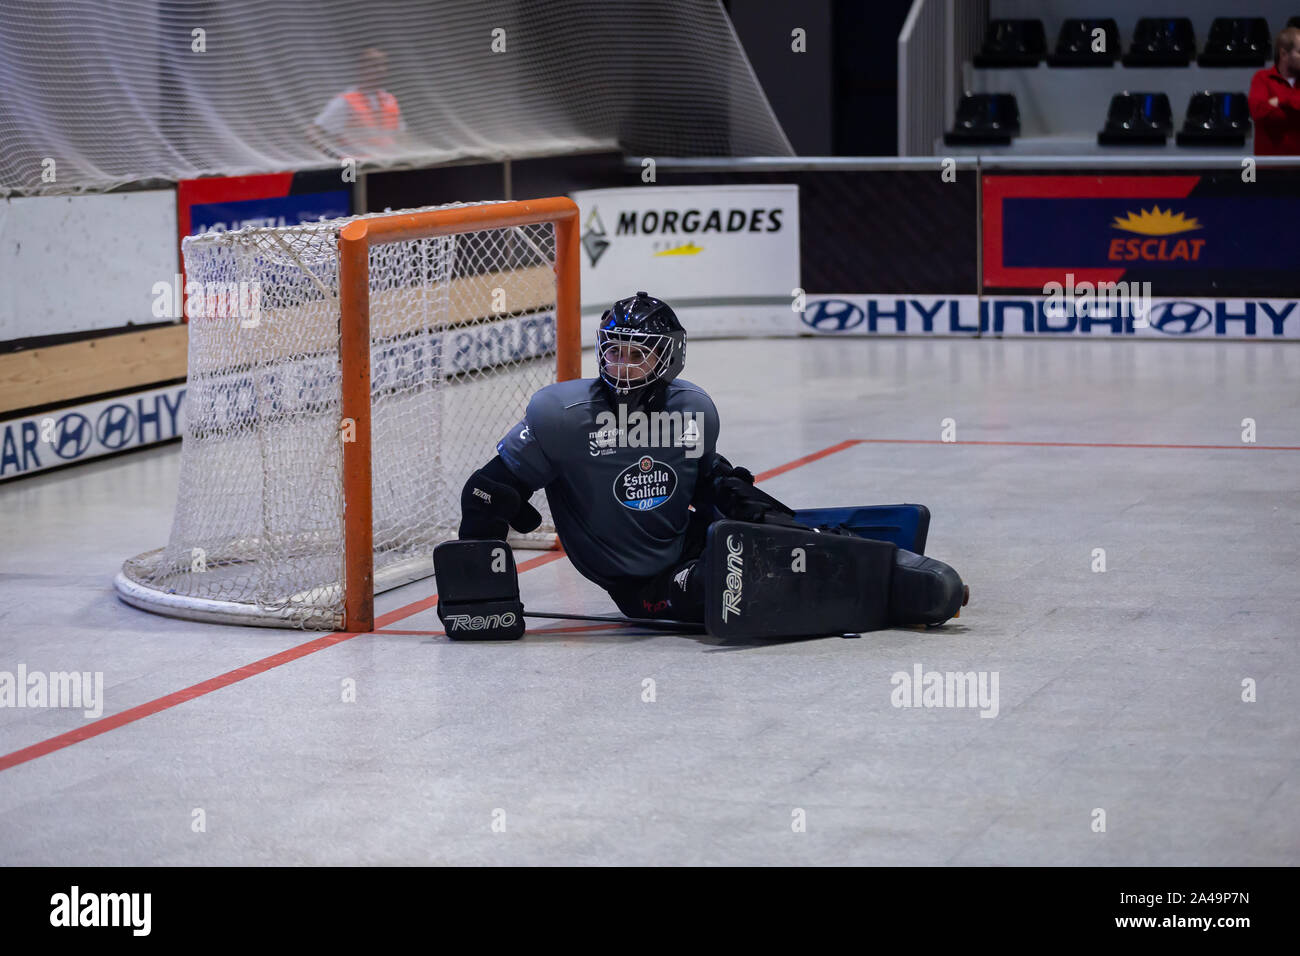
xmin=0 ymin=0 xmax=792 ymax=194
xmin=116 ymin=201 xmax=559 ymax=629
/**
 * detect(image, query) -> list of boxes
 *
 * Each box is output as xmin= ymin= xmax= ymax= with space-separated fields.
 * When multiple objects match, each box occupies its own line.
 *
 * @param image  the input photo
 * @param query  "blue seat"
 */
xmin=1123 ymin=18 xmax=1196 ymax=67
xmin=1198 ymin=18 xmax=1271 ymax=67
xmin=1098 ymin=92 xmax=1173 ymax=145
xmin=1048 ymin=18 xmax=1121 ymax=67
xmin=973 ymin=19 xmax=1047 ymax=68
xmin=1176 ymin=91 xmax=1251 ymax=146
xmin=943 ymin=93 xmax=1020 ymax=146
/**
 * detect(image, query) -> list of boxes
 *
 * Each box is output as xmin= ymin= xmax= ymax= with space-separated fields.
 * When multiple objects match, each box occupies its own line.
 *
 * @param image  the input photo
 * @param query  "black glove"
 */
xmin=707 ymin=459 xmax=796 ymax=524
xmin=458 ymin=462 xmax=543 ymax=540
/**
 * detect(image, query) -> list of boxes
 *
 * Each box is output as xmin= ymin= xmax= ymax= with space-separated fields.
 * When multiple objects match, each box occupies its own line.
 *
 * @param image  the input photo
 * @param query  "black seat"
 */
xmin=973 ymin=19 xmax=1047 ymax=67
xmin=943 ymin=93 xmax=1020 ymax=146
xmin=1123 ymin=18 xmax=1196 ymax=67
xmin=1048 ymin=18 xmax=1121 ymax=66
xmin=1097 ymin=92 xmax=1173 ymax=145
xmin=1198 ymin=18 xmax=1271 ymax=66
xmin=1176 ymin=91 xmax=1252 ymax=146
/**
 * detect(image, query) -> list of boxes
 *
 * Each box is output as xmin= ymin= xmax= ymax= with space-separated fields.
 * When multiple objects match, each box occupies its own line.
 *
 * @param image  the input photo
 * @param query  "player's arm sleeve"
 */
xmin=702 ymin=393 xmax=720 ymax=458
xmin=494 ymin=392 xmax=561 ymax=490
xmin=689 ymin=394 xmax=726 ymax=506
xmin=459 ymin=392 xmax=562 ymax=540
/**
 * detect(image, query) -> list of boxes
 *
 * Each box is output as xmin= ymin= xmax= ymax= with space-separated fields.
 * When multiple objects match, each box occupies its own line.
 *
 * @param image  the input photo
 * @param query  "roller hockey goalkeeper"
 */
xmin=436 ymin=291 xmax=969 ymax=641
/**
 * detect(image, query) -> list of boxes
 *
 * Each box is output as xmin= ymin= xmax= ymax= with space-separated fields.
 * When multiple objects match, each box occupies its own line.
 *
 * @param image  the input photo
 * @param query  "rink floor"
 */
xmin=1 ymin=336 xmax=1297 ymax=866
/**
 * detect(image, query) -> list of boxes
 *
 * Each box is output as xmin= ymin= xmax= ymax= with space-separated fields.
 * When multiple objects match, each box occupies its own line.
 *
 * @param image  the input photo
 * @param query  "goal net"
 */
xmin=116 ymin=198 xmax=579 ymax=631
xmin=0 ymin=0 xmax=792 ymax=196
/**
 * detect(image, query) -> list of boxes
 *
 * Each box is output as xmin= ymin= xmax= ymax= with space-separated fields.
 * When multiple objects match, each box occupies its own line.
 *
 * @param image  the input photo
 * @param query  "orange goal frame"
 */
xmin=337 ymin=197 xmax=581 ymax=632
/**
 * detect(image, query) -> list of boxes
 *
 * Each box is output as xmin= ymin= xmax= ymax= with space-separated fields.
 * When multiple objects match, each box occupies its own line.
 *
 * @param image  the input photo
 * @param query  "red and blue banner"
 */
xmin=983 ymin=172 xmax=1300 ymax=295
xmin=176 ymin=170 xmax=351 ymax=318
xmin=177 ymin=170 xmax=350 ymax=241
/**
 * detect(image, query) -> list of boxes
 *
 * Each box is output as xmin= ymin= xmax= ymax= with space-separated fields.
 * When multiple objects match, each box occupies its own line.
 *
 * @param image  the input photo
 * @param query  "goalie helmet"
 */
xmin=596 ymin=291 xmax=686 ymax=398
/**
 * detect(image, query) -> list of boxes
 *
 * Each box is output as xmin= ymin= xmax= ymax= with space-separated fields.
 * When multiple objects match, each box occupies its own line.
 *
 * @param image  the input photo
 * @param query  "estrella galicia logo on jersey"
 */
xmin=614 ymin=456 xmax=677 ymax=511
xmin=802 ymin=299 xmax=865 ymax=332
xmin=1148 ymin=301 xmax=1213 ymax=335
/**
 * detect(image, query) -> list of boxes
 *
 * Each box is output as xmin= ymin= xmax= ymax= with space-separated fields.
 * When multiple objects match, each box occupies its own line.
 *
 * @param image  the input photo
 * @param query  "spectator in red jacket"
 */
xmin=1249 ymin=27 xmax=1300 ymax=154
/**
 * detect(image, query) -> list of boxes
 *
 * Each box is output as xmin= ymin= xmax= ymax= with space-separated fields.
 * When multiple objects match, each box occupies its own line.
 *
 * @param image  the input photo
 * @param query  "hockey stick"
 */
xmin=523 ymin=611 xmax=705 ymax=633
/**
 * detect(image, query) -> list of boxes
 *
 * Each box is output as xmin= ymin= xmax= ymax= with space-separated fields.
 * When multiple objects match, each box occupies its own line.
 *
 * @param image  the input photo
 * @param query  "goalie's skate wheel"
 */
xmin=924 ymin=584 xmax=970 ymax=628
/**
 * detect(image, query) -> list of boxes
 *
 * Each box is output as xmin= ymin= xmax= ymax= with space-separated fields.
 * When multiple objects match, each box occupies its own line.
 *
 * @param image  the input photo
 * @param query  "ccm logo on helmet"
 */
xmin=721 ymin=533 xmax=744 ymax=622
xmin=446 ymin=612 xmax=518 ymax=630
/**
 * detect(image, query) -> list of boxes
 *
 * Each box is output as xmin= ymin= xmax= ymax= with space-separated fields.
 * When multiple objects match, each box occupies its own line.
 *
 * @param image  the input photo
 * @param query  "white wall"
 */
xmin=0 ymin=191 xmax=178 ymax=341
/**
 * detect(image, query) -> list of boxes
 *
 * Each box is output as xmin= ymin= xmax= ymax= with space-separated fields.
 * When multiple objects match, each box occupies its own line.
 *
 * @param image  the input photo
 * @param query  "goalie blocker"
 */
xmin=701 ymin=520 xmax=967 ymax=640
xmin=433 ymin=540 xmax=525 ymax=640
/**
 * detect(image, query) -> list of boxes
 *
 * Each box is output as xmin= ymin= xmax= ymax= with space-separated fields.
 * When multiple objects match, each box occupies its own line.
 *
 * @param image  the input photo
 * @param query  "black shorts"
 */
xmin=604 ymin=511 xmax=712 ymax=622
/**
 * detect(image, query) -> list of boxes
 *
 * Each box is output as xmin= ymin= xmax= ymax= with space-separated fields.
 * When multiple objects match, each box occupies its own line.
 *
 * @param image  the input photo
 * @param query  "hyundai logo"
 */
xmin=52 ymin=412 xmax=93 ymax=460
xmin=803 ymin=299 xmax=865 ymax=332
xmin=97 ymin=403 xmax=136 ymax=450
xmin=1149 ymin=301 xmax=1213 ymax=335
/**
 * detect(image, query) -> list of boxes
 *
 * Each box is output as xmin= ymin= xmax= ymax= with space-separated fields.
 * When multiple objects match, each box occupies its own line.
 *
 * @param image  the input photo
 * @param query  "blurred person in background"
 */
xmin=1249 ymin=26 xmax=1300 ymax=155
xmin=308 ymin=48 xmax=408 ymax=157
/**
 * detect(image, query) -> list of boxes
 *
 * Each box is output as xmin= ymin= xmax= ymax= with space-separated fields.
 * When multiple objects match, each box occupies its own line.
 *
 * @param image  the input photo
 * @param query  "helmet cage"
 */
xmin=597 ymin=328 xmax=676 ymax=393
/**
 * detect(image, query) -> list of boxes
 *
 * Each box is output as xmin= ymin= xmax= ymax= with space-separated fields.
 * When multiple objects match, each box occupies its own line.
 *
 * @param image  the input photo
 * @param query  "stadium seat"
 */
xmin=943 ymin=93 xmax=1020 ymax=146
xmin=1048 ymin=18 xmax=1121 ymax=67
xmin=1122 ymin=18 xmax=1196 ymax=67
xmin=973 ymin=19 xmax=1047 ymax=67
xmin=1197 ymin=18 xmax=1271 ymax=66
xmin=1175 ymin=91 xmax=1251 ymax=146
xmin=1097 ymin=92 xmax=1173 ymax=145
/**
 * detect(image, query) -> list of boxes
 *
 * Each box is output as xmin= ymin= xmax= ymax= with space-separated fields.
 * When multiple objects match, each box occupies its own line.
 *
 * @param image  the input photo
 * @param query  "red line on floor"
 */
xmin=753 ymin=439 xmax=864 ymax=482
xmin=0 ymin=631 xmax=360 ymax=773
xmin=0 ymin=444 xmax=858 ymax=773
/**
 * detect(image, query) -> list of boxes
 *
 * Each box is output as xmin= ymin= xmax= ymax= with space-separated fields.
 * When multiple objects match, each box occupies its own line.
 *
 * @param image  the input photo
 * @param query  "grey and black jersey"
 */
xmin=495 ymin=378 xmax=720 ymax=590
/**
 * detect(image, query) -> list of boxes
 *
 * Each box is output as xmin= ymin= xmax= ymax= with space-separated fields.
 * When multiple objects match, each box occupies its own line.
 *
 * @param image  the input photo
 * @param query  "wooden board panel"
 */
xmin=2 ymin=263 xmax=557 ymax=413
xmin=0 ymin=325 xmax=188 ymax=415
